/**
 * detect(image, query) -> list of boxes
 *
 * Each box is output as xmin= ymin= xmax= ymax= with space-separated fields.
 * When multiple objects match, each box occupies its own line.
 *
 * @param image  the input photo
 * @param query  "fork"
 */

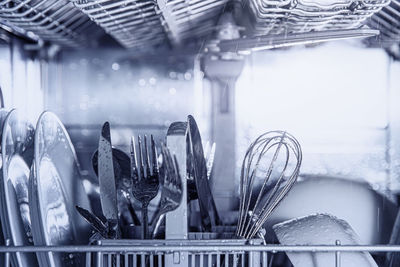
xmin=130 ymin=135 xmax=160 ymax=239
xmin=150 ymin=144 xmax=183 ymax=238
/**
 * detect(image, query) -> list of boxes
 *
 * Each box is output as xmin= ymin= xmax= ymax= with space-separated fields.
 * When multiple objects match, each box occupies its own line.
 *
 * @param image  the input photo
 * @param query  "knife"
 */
xmin=187 ymin=115 xmax=221 ymax=231
xmin=75 ymin=205 xmax=108 ymax=238
xmin=98 ymin=121 xmax=120 ymax=238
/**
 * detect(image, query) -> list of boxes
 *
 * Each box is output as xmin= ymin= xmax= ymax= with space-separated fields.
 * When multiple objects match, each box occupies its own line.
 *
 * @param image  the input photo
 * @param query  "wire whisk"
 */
xmin=236 ymin=131 xmax=302 ymax=239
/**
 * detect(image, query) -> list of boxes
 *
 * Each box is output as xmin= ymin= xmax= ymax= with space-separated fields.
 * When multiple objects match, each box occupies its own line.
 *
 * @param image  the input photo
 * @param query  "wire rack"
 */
xmin=1 ymin=239 xmax=400 ymax=267
xmin=71 ymin=0 xmax=167 ymax=49
xmin=71 ymin=0 xmax=229 ymax=49
xmin=367 ymin=0 xmax=400 ymax=47
xmin=243 ymin=0 xmax=391 ymax=36
xmin=0 ymin=0 xmax=101 ymax=48
xmin=158 ymin=0 xmax=229 ymax=44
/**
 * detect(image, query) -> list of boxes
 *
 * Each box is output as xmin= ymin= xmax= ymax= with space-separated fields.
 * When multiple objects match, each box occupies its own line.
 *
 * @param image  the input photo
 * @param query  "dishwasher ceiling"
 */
xmin=0 ymin=0 xmax=398 ymax=54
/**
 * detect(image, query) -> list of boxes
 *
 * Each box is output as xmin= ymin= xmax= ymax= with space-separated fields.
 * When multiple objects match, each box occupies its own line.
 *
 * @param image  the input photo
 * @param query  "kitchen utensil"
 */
xmin=236 ymin=131 xmax=302 ymax=239
xmin=98 ymin=121 xmax=120 ymax=239
xmin=92 ymin=147 xmax=141 ymax=226
xmin=130 ymin=135 xmax=160 ymax=239
xmin=75 ymin=205 xmax=108 ymax=238
xmin=0 ymin=109 xmax=38 ymax=267
xmin=187 ymin=115 xmax=221 ymax=231
xmin=30 ymin=111 xmax=91 ymax=267
xmin=273 ymin=214 xmax=379 ymax=267
xmin=151 ymin=144 xmax=183 ymax=238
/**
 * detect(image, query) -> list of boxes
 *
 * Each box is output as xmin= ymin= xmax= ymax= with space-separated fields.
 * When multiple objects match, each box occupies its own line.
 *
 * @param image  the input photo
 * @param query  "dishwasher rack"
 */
xmin=1 ymin=240 xmax=400 ymax=267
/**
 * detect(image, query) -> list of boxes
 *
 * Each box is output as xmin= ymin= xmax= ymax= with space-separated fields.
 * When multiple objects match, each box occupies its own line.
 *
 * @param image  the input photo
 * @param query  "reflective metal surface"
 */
xmin=236 ymin=131 xmax=302 ymax=239
xmin=0 ymin=0 xmax=103 ymax=48
xmin=98 ymin=122 xmax=120 ymax=239
xmin=0 ymin=109 xmax=37 ymax=267
xmin=187 ymin=115 xmax=221 ymax=231
xmin=30 ymin=111 xmax=91 ymax=267
xmin=243 ymin=0 xmax=390 ymax=36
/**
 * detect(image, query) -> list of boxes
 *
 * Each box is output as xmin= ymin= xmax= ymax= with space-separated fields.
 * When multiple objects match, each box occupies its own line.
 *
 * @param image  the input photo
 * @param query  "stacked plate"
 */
xmin=0 ymin=109 xmax=92 ymax=267
xmin=244 ymin=0 xmax=390 ymax=35
xmin=30 ymin=111 xmax=91 ymax=267
xmin=0 ymin=109 xmax=37 ymax=267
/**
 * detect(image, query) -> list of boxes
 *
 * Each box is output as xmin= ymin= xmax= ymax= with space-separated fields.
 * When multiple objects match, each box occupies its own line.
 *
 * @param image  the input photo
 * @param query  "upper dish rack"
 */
xmin=0 ymin=0 xmax=101 ymax=48
xmin=158 ymin=0 xmax=229 ymax=44
xmin=367 ymin=0 xmax=400 ymax=47
xmin=71 ymin=0 xmax=229 ymax=49
xmin=71 ymin=0 xmax=167 ymax=49
xmin=243 ymin=0 xmax=391 ymax=36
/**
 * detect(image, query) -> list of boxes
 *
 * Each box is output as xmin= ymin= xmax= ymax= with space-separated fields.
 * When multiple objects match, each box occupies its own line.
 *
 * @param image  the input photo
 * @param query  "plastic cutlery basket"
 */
xmin=86 ymin=233 xmax=266 ymax=267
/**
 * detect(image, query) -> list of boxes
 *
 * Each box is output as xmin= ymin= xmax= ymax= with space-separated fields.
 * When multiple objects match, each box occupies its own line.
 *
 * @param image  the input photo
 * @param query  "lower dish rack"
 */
xmin=1 ymin=239 xmax=400 ymax=267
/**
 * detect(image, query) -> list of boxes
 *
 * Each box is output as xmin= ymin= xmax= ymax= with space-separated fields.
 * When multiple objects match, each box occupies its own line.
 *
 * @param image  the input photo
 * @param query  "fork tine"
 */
xmin=138 ymin=135 xmax=144 ymax=180
xmin=151 ymin=135 xmax=159 ymax=176
xmin=144 ymin=135 xmax=151 ymax=177
xmin=130 ymin=136 xmax=139 ymax=181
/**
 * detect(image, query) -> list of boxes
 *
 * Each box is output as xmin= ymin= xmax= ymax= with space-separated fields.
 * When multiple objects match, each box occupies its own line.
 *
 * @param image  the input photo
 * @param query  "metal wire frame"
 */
xmin=158 ymin=0 xmax=229 ymax=44
xmin=0 ymin=0 xmax=99 ymax=47
xmin=72 ymin=0 xmax=167 ymax=50
xmin=1 ymin=241 xmax=400 ymax=267
xmin=367 ymin=0 xmax=400 ymax=47
xmin=243 ymin=0 xmax=391 ymax=36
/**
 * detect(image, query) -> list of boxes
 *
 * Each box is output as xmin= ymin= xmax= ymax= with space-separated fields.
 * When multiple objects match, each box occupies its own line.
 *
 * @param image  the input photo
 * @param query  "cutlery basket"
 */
xmin=86 ymin=234 xmax=266 ymax=267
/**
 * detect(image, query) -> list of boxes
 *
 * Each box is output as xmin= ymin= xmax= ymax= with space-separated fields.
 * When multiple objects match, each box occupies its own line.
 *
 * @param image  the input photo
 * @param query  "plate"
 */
xmin=0 ymin=108 xmax=8 ymax=266
xmin=30 ymin=111 xmax=91 ymax=267
xmin=0 ymin=109 xmax=38 ymax=267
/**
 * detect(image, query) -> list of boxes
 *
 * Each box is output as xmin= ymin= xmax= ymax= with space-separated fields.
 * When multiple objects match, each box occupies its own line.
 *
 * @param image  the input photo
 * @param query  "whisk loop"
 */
xmin=236 ymin=131 xmax=302 ymax=239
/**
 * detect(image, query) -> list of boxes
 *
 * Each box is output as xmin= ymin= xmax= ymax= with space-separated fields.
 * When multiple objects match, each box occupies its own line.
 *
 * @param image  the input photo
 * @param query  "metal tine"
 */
xmin=144 ymin=135 xmax=151 ymax=177
xmin=138 ymin=135 xmax=145 ymax=180
xmin=150 ymin=135 xmax=159 ymax=177
xmin=131 ymin=136 xmax=139 ymax=181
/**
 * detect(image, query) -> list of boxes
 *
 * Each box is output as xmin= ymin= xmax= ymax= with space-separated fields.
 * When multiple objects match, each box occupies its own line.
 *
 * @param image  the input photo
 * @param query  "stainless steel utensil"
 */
xmin=236 ymin=131 xmax=302 ymax=239
xmin=187 ymin=115 xmax=221 ymax=231
xmin=151 ymin=145 xmax=183 ymax=238
xmin=75 ymin=205 xmax=108 ymax=238
xmin=92 ymin=147 xmax=141 ymax=226
xmin=130 ymin=135 xmax=160 ymax=239
xmin=98 ymin=122 xmax=120 ymax=239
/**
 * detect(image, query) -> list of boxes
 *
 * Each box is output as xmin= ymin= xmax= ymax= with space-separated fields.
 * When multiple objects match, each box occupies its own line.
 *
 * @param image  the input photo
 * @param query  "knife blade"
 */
xmin=187 ymin=115 xmax=221 ymax=231
xmin=98 ymin=122 xmax=119 ymax=223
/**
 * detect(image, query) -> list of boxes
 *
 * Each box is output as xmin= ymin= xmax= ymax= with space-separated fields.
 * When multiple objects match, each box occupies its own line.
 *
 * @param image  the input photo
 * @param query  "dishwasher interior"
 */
xmin=1 ymin=0 xmax=400 ymax=266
